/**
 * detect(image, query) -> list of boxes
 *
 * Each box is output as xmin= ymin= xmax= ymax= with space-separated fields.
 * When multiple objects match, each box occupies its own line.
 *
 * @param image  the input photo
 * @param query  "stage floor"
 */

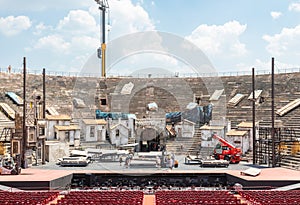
xmin=227 ymin=167 xmax=300 ymax=181
xmin=0 ymin=169 xmax=73 ymax=190
xmin=0 ymin=162 xmax=299 ymax=190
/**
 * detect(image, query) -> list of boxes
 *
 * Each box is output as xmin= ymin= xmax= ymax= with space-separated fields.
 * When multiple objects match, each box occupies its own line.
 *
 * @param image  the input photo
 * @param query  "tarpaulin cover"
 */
xmin=166 ymin=111 xmax=182 ymax=123
xmin=96 ymin=110 xmax=136 ymax=120
xmin=166 ymin=104 xmax=212 ymax=125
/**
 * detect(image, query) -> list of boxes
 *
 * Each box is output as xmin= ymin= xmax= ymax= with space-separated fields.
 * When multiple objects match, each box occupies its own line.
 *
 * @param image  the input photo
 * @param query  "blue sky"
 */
xmin=1 ymin=0 xmax=300 ymax=75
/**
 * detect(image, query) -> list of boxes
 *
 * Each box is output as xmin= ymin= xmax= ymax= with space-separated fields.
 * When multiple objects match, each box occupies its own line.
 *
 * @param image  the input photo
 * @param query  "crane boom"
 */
xmin=212 ymin=134 xmax=237 ymax=149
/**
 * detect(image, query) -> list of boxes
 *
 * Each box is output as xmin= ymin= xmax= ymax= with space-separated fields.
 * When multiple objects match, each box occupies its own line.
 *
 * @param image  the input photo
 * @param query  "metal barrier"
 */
xmin=1 ymin=67 xmax=300 ymax=78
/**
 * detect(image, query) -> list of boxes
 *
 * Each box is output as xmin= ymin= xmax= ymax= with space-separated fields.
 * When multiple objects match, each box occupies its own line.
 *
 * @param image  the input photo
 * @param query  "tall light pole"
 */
xmin=95 ymin=0 xmax=109 ymax=78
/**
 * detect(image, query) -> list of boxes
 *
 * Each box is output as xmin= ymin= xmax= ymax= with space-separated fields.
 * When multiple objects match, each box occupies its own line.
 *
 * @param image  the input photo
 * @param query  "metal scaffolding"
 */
xmin=255 ymin=126 xmax=298 ymax=167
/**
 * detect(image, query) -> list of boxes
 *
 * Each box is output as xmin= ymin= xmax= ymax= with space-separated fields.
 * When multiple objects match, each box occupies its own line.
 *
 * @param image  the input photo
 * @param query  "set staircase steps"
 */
xmin=280 ymin=143 xmax=300 ymax=170
xmin=165 ymin=137 xmax=200 ymax=155
xmin=164 ymin=123 xmax=203 ymax=155
xmin=80 ymin=140 xmax=115 ymax=150
xmin=241 ymin=150 xmax=253 ymax=162
xmin=198 ymin=147 xmax=214 ymax=158
xmin=128 ymin=137 xmax=136 ymax=144
xmin=280 ymin=157 xmax=300 ymax=170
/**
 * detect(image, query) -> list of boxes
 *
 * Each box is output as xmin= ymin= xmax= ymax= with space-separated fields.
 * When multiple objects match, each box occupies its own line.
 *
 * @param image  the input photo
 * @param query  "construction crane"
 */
xmin=95 ymin=0 xmax=109 ymax=78
xmin=212 ymin=134 xmax=242 ymax=164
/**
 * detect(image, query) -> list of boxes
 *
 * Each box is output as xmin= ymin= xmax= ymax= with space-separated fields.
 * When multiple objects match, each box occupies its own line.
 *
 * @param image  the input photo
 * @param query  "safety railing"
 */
xmin=1 ymin=67 xmax=300 ymax=78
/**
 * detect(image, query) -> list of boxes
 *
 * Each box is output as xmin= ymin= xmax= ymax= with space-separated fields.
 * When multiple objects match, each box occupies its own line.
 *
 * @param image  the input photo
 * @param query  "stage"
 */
xmin=0 ymin=166 xmax=299 ymax=191
xmin=0 ymin=169 xmax=73 ymax=190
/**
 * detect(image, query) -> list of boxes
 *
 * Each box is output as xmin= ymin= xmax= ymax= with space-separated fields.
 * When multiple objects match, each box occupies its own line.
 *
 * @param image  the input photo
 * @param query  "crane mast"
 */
xmin=95 ymin=0 xmax=109 ymax=78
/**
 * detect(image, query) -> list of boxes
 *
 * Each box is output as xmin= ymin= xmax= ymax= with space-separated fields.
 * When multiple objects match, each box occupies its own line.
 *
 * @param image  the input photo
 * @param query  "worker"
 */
xmin=124 ymin=156 xmax=130 ymax=168
xmin=124 ymin=154 xmax=133 ymax=168
xmin=156 ymin=156 xmax=161 ymax=169
xmin=166 ymin=155 xmax=173 ymax=170
xmin=171 ymin=153 xmax=176 ymax=168
xmin=119 ymin=156 xmax=123 ymax=166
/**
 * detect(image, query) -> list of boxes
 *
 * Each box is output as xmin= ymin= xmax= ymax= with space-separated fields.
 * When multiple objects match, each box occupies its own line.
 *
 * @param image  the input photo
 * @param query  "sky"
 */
xmin=1 ymin=0 xmax=300 ymax=75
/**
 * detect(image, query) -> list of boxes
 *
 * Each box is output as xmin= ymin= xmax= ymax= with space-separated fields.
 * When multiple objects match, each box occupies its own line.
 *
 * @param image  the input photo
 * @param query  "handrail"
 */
xmin=1 ymin=67 xmax=300 ymax=78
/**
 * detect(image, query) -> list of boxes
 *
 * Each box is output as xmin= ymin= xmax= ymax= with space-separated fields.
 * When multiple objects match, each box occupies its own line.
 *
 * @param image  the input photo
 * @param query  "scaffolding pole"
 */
xmin=21 ymin=57 xmax=27 ymax=169
xmin=271 ymin=57 xmax=276 ymax=167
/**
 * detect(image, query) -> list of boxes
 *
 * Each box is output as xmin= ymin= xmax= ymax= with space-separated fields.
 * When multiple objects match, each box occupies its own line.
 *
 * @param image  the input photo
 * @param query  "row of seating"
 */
xmin=239 ymin=190 xmax=300 ymax=205
xmin=0 ymin=191 xmax=59 ymax=205
xmin=2 ymin=189 xmax=300 ymax=204
xmin=54 ymin=191 xmax=144 ymax=205
xmin=155 ymin=190 xmax=247 ymax=205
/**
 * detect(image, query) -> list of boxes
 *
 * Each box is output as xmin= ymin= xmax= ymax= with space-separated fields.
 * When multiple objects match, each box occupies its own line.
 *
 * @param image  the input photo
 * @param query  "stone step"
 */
xmin=281 ymin=155 xmax=300 ymax=162
xmin=165 ymin=137 xmax=201 ymax=155
xmin=280 ymin=162 xmax=300 ymax=170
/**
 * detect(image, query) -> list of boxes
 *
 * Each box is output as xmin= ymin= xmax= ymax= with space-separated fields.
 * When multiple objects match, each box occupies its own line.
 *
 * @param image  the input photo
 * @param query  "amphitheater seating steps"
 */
xmin=165 ymin=133 xmax=201 ymax=155
xmin=3 ymin=72 xmax=300 ymax=170
xmin=165 ymin=137 xmax=198 ymax=155
xmin=198 ymin=147 xmax=214 ymax=158
xmin=262 ymin=140 xmax=300 ymax=170
xmin=242 ymin=150 xmax=253 ymax=162
xmin=3 ymin=97 xmax=22 ymax=114
xmin=280 ymin=164 xmax=300 ymax=170
xmin=280 ymin=152 xmax=300 ymax=170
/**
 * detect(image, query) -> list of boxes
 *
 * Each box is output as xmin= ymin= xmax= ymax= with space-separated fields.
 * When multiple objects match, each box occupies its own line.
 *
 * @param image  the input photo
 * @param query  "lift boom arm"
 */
xmin=212 ymin=134 xmax=237 ymax=149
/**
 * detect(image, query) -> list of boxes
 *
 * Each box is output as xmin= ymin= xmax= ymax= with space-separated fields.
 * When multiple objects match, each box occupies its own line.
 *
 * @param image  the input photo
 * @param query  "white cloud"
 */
xmin=57 ymin=10 xmax=98 ymax=35
xmin=0 ymin=15 xmax=31 ymax=36
xmin=33 ymin=23 xmax=52 ymax=35
xmin=88 ymin=5 xmax=99 ymax=16
xmin=270 ymin=11 xmax=282 ymax=19
xmin=108 ymin=0 xmax=155 ymax=39
xmin=186 ymin=20 xmax=247 ymax=57
xmin=31 ymin=34 xmax=98 ymax=55
xmin=253 ymin=59 xmax=300 ymax=70
xmin=29 ymin=10 xmax=98 ymax=54
xmin=0 ymin=0 xmax=93 ymax=12
xmin=33 ymin=34 xmax=71 ymax=53
xmin=137 ymin=0 xmax=144 ymax=5
xmin=71 ymin=36 xmax=98 ymax=51
xmin=263 ymin=25 xmax=300 ymax=56
xmin=289 ymin=2 xmax=300 ymax=12
xmin=22 ymin=0 xmax=155 ymax=71
xmin=235 ymin=59 xmax=300 ymax=73
xmin=89 ymin=0 xmax=155 ymax=38
xmin=108 ymin=52 xmax=190 ymax=76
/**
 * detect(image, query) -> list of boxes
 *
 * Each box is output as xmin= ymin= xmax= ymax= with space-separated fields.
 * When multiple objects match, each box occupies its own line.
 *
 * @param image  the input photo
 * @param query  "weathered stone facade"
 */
xmin=1 ymin=71 xmax=300 ymax=129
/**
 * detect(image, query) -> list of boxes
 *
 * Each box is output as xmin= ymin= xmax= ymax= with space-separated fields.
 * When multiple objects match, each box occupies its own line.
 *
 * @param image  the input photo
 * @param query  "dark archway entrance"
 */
xmin=139 ymin=128 xmax=160 ymax=152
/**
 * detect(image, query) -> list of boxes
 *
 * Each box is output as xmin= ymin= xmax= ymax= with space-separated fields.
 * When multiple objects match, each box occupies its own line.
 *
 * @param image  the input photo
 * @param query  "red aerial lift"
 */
xmin=212 ymin=134 xmax=242 ymax=164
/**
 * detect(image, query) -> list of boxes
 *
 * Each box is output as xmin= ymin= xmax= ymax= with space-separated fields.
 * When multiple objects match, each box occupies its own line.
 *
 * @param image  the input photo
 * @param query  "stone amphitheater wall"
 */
xmin=1 ymin=71 xmax=299 ymax=127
